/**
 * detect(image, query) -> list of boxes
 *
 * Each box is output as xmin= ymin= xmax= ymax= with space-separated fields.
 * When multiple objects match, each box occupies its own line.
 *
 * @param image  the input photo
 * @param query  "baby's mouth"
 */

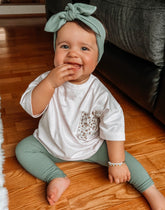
xmin=67 ymin=62 xmax=82 ymax=70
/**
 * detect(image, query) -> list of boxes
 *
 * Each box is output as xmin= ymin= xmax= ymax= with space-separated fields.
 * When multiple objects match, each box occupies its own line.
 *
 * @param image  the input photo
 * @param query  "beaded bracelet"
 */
xmin=108 ymin=161 xmax=126 ymax=167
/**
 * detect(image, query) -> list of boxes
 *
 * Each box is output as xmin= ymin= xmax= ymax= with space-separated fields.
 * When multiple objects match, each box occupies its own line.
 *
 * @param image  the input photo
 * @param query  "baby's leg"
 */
xmin=15 ymin=135 xmax=70 ymax=205
xmin=125 ymin=151 xmax=165 ymax=209
xmin=142 ymin=185 xmax=165 ymax=210
xmin=125 ymin=151 xmax=154 ymax=192
xmin=86 ymin=142 xmax=165 ymax=209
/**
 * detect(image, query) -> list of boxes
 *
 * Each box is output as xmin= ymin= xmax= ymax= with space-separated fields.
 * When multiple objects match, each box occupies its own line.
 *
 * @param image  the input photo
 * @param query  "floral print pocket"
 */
xmin=77 ymin=111 xmax=101 ymax=142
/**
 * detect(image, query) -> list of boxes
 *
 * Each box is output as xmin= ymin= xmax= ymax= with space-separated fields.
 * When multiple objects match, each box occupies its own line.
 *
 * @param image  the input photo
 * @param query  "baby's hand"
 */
xmin=108 ymin=164 xmax=131 ymax=184
xmin=47 ymin=64 xmax=77 ymax=89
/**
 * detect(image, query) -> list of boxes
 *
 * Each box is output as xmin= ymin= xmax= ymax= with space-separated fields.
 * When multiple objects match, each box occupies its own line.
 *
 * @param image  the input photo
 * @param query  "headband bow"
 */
xmin=44 ymin=3 xmax=106 ymax=62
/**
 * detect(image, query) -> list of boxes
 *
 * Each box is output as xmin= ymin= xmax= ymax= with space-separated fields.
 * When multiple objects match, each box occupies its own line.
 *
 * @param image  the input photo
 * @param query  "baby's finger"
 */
xmin=108 ymin=175 xmax=113 ymax=183
xmin=56 ymin=64 xmax=75 ymax=71
xmin=114 ymin=178 xmax=120 ymax=184
xmin=64 ymin=74 xmax=77 ymax=82
xmin=62 ymin=69 xmax=75 ymax=77
xmin=122 ymin=176 xmax=128 ymax=183
xmin=127 ymin=174 xmax=131 ymax=182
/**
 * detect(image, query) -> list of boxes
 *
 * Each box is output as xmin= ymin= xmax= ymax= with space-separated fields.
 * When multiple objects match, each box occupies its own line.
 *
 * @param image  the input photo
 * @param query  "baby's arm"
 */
xmin=106 ymin=141 xmax=131 ymax=184
xmin=32 ymin=64 xmax=76 ymax=115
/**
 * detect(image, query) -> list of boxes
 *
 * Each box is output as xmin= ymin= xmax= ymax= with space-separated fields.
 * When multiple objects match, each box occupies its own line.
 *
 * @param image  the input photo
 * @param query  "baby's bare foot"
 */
xmin=47 ymin=177 xmax=70 ymax=206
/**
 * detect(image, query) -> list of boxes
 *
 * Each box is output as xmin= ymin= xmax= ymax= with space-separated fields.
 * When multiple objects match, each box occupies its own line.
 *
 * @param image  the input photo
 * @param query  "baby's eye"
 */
xmin=81 ymin=47 xmax=89 ymax=51
xmin=61 ymin=45 xmax=69 ymax=49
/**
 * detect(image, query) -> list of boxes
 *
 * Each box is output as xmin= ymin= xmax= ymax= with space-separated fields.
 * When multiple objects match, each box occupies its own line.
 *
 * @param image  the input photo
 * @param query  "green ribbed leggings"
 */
xmin=15 ymin=135 xmax=154 ymax=193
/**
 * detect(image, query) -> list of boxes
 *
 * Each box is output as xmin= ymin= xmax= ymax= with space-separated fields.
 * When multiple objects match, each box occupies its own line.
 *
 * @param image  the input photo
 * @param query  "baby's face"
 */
xmin=54 ymin=22 xmax=98 ymax=84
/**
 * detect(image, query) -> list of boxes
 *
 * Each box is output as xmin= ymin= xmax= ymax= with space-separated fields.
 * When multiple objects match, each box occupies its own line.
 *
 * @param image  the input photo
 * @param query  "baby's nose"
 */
xmin=67 ymin=50 xmax=79 ymax=58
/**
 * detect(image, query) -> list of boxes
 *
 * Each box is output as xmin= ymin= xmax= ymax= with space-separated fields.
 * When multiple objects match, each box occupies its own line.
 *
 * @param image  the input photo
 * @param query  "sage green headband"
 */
xmin=44 ymin=3 xmax=106 ymax=62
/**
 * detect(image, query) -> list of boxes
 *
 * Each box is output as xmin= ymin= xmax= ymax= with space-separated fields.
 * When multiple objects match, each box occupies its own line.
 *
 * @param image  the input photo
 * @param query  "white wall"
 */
xmin=0 ymin=5 xmax=45 ymax=15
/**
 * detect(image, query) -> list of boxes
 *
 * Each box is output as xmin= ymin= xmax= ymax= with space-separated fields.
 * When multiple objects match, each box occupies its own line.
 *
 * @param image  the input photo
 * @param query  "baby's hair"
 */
xmin=72 ymin=19 xmax=95 ymax=34
xmin=56 ymin=18 xmax=96 ymax=40
xmin=72 ymin=16 xmax=107 ymax=40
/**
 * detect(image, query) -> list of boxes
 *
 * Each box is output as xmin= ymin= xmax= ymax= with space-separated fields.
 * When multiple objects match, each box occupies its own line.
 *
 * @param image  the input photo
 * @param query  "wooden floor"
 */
xmin=1 ymin=17 xmax=165 ymax=210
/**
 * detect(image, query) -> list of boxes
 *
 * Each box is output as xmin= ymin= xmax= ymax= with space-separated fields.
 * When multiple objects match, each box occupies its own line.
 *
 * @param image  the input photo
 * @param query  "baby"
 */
xmin=16 ymin=3 xmax=165 ymax=209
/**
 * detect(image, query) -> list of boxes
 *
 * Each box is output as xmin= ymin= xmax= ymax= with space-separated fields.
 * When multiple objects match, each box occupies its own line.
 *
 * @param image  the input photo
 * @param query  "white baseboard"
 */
xmin=0 ymin=5 xmax=45 ymax=15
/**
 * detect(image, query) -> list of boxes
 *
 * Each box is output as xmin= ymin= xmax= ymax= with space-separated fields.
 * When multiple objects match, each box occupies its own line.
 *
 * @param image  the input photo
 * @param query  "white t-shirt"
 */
xmin=20 ymin=72 xmax=125 ymax=161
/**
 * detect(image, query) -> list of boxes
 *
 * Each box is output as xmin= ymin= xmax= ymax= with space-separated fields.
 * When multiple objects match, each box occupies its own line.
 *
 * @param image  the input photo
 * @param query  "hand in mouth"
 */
xmin=66 ymin=62 xmax=82 ymax=71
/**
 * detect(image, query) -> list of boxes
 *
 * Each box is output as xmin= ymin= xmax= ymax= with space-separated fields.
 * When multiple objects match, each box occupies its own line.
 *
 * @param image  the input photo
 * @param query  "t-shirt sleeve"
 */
xmin=20 ymin=71 xmax=50 ymax=118
xmin=99 ymin=93 xmax=125 ymax=141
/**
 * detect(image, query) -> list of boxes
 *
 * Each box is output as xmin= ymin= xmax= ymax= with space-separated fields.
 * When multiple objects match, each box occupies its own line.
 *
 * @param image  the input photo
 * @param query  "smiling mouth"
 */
xmin=67 ymin=62 xmax=82 ymax=70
